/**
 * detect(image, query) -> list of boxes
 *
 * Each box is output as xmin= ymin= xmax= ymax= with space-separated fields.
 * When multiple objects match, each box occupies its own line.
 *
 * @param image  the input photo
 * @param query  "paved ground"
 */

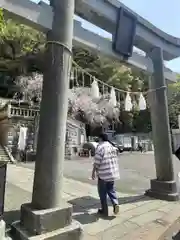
xmin=4 ymin=162 xmax=180 ymax=239
xmin=20 ymin=152 xmax=180 ymax=194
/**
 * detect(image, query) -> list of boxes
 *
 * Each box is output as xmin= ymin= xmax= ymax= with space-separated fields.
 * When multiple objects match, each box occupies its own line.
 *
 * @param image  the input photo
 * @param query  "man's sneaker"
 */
xmin=113 ymin=204 xmax=119 ymax=215
xmin=97 ymin=209 xmax=108 ymax=217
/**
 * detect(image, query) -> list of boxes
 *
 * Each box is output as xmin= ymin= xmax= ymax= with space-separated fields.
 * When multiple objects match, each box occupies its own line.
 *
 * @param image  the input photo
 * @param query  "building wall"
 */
xmin=6 ymin=105 xmax=86 ymax=158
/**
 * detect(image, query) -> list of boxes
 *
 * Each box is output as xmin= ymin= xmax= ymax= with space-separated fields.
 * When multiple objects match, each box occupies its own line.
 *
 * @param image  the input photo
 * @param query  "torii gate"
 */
xmin=1 ymin=0 xmax=180 ymax=239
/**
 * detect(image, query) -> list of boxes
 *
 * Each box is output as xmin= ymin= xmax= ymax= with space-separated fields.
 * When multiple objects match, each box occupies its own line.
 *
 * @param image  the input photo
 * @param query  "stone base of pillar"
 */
xmin=145 ymin=179 xmax=179 ymax=201
xmin=10 ymin=202 xmax=83 ymax=240
xmin=11 ymin=221 xmax=82 ymax=240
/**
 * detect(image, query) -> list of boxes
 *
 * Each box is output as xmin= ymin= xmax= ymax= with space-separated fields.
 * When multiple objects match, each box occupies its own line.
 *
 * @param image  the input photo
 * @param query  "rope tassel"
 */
xmin=109 ymin=87 xmax=117 ymax=107
xmin=91 ymin=78 xmax=100 ymax=98
xmin=139 ymin=93 xmax=147 ymax=110
xmin=125 ymin=93 xmax=133 ymax=112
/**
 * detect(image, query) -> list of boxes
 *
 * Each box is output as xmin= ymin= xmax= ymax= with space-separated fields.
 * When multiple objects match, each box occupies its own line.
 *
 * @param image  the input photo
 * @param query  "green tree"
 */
xmin=168 ymin=81 xmax=180 ymax=128
xmin=0 ymin=17 xmax=45 ymax=74
xmin=0 ymin=17 xmax=151 ymax=132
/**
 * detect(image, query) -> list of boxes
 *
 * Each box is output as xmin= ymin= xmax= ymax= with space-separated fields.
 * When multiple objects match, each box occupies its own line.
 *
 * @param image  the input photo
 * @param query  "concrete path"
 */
xmin=4 ymin=164 xmax=180 ymax=239
xmin=20 ymin=153 xmax=180 ymax=195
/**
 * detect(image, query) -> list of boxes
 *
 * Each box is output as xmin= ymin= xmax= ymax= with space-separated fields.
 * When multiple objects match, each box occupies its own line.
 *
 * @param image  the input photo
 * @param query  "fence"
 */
xmin=8 ymin=105 xmax=39 ymax=119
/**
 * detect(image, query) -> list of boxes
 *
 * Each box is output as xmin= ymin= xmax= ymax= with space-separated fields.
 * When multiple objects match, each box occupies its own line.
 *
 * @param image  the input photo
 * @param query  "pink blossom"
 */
xmin=16 ymin=74 xmax=120 ymax=125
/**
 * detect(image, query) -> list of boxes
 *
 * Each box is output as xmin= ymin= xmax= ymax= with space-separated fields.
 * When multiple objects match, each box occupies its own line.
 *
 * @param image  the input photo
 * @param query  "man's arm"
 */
xmin=92 ymin=147 xmax=103 ymax=180
xmin=92 ymin=164 xmax=97 ymax=180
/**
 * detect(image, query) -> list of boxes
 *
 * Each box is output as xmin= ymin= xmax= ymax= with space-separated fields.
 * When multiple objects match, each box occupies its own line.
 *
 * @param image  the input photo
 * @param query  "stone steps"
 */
xmin=0 ymin=145 xmax=10 ymax=162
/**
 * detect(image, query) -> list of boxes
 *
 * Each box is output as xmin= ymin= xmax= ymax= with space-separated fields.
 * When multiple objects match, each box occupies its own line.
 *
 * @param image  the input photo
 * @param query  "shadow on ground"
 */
xmin=3 ymin=194 xmax=152 ymax=228
xmin=118 ymin=194 xmax=152 ymax=204
xmin=69 ymin=194 xmax=152 ymax=225
xmin=3 ymin=210 xmax=20 ymax=228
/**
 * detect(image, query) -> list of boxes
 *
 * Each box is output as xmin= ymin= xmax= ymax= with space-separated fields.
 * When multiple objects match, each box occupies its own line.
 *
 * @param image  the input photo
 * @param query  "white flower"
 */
xmin=16 ymin=74 xmax=120 ymax=125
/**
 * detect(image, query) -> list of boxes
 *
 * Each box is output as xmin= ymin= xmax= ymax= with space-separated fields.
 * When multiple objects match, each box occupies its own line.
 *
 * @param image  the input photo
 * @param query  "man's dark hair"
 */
xmin=99 ymin=133 xmax=109 ymax=141
xmin=99 ymin=132 xmax=119 ymax=151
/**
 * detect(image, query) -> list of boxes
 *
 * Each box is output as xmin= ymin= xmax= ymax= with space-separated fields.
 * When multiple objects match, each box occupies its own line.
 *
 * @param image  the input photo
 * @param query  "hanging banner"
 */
xmin=18 ymin=127 xmax=28 ymax=151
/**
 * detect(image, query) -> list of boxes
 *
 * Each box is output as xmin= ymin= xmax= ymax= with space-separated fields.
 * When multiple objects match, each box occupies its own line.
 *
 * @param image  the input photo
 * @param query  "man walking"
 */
xmin=92 ymin=133 xmax=120 ymax=217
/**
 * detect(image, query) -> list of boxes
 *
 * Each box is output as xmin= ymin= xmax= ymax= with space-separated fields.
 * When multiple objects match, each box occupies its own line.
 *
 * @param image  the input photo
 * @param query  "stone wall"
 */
xmin=65 ymin=118 xmax=86 ymax=159
xmin=6 ymin=111 xmax=86 ymax=160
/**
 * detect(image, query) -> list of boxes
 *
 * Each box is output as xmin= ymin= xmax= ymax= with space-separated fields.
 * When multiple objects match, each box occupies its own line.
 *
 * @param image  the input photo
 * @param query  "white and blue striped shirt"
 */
xmin=94 ymin=141 xmax=120 ymax=181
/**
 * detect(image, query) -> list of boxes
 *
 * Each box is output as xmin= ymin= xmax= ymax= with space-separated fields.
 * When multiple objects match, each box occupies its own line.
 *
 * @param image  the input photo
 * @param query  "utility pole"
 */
xmin=146 ymin=47 xmax=179 ymax=201
xmin=12 ymin=0 xmax=83 ymax=239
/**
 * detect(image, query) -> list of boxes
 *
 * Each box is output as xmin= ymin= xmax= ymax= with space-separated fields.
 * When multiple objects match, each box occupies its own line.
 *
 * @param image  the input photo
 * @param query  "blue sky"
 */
xmin=31 ymin=0 xmax=180 ymax=72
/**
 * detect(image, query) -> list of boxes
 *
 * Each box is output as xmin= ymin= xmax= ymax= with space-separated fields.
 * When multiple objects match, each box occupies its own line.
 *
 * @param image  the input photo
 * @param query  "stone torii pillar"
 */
xmin=107 ymin=2 xmax=179 ymax=201
xmin=146 ymin=47 xmax=179 ymax=201
xmin=11 ymin=0 xmax=83 ymax=239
